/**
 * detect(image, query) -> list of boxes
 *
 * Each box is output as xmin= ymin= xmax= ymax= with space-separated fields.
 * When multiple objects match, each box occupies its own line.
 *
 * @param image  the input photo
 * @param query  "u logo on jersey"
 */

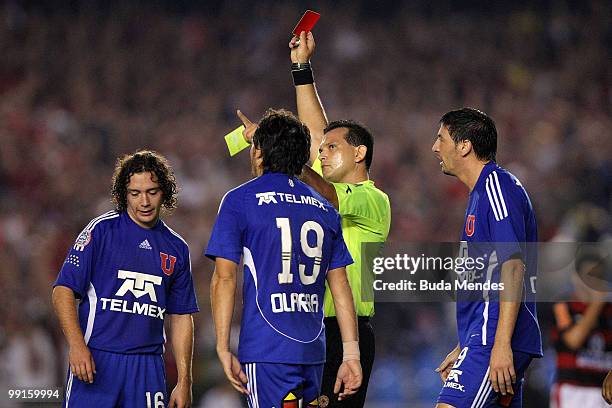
xmin=160 ymin=252 xmax=177 ymax=275
xmin=465 ymin=215 xmax=475 ymax=237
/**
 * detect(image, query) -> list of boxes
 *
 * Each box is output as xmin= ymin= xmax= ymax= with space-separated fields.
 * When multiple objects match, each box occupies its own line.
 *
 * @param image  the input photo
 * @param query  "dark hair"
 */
xmin=324 ymin=120 xmax=374 ymax=170
xmin=440 ymin=108 xmax=497 ymax=162
xmin=253 ymin=109 xmax=310 ymax=176
xmin=111 ymin=150 xmax=178 ymax=212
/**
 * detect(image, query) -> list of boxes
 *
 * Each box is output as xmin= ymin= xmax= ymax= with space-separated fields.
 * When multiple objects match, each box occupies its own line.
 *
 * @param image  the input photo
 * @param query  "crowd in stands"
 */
xmin=0 ymin=1 xmax=609 ymax=406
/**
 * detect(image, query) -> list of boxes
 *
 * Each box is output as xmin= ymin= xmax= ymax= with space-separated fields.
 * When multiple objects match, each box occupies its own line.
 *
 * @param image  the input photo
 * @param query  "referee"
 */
xmin=289 ymin=31 xmax=391 ymax=407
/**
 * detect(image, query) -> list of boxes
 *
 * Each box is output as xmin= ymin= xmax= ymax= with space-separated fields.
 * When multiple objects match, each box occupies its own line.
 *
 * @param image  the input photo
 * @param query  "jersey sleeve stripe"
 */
xmin=83 ymin=210 xmax=118 ymax=231
xmin=83 ymin=284 xmax=97 ymax=344
xmin=162 ymin=221 xmax=189 ymax=247
xmin=487 ymin=175 xmax=504 ymax=219
xmin=486 ymin=174 xmax=507 ymax=221
xmin=523 ymin=300 xmax=540 ymax=328
xmin=485 ymin=177 xmax=501 ymax=221
xmin=481 ymin=300 xmax=489 ymax=345
xmin=216 ymin=178 xmax=257 ymax=213
xmin=162 ymin=222 xmax=192 ymax=273
xmin=492 ymin=171 xmax=509 ymax=218
xmin=88 ymin=213 xmax=120 ymax=231
xmin=217 ymin=190 xmax=231 ymax=214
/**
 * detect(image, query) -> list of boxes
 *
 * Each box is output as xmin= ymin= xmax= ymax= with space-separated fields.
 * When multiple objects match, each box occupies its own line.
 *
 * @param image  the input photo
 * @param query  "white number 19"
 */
xmin=276 ymin=218 xmax=324 ymax=285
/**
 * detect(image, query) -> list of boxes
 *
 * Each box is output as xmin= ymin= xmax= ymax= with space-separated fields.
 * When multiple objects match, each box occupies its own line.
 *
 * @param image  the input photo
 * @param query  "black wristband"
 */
xmin=292 ymin=67 xmax=314 ymax=86
xmin=291 ymin=62 xmax=311 ymax=70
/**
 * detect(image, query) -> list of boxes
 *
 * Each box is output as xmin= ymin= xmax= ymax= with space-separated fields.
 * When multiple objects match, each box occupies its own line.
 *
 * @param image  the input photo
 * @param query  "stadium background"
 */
xmin=0 ymin=0 xmax=610 ymax=406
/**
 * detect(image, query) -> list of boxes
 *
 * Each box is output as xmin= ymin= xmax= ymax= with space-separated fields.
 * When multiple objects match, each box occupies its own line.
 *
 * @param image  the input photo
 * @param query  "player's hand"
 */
xmin=68 ymin=342 xmax=96 ymax=384
xmin=236 ymin=110 xmax=257 ymax=144
xmin=168 ymin=381 xmax=192 ymax=408
xmin=334 ymin=360 xmax=362 ymax=400
xmin=603 ymin=370 xmax=612 ymax=404
xmin=289 ymin=31 xmax=315 ymax=64
xmin=435 ymin=345 xmax=461 ymax=383
xmin=489 ymin=343 xmax=515 ymax=396
xmin=217 ymin=350 xmax=249 ymax=394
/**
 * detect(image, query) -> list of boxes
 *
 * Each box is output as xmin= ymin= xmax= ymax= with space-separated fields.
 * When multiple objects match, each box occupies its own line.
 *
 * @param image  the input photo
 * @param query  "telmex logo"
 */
xmin=115 ymin=270 xmax=162 ymax=302
xmin=256 ymin=191 xmax=278 ymax=205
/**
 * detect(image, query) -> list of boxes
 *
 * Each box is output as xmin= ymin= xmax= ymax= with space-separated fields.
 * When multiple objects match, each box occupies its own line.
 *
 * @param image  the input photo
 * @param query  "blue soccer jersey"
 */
xmin=54 ymin=210 xmax=199 ymax=355
xmin=457 ymin=162 xmax=543 ymax=356
xmin=205 ymin=172 xmax=353 ymax=365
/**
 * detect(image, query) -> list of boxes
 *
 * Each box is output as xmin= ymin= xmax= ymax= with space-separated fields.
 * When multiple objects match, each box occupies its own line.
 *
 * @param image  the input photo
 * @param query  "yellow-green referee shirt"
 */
xmin=313 ymin=160 xmax=391 ymax=317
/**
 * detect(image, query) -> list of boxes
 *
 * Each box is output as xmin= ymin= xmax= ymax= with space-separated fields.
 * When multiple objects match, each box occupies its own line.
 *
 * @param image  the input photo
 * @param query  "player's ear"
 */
xmin=354 ymin=145 xmax=367 ymax=165
xmin=254 ymin=145 xmax=262 ymax=159
xmin=254 ymin=146 xmax=264 ymax=167
xmin=460 ymin=140 xmax=472 ymax=158
xmin=250 ymin=143 xmax=262 ymax=159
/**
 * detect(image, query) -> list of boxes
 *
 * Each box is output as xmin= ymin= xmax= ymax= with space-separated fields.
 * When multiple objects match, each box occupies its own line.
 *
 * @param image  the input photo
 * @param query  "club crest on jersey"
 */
xmin=73 ymin=229 xmax=91 ymax=251
xmin=256 ymin=191 xmax=278 ymax=205
xmin=465 ymin=215 xmax=475 ymax=237
xmin=160 ymin=252 xmax=177 ymax=275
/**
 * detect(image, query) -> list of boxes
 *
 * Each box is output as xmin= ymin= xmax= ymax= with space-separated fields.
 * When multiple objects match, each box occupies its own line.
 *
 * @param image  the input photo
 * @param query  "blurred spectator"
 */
xmin=196 ymin=382 xmax=244 ymax=408
xmin=550 ymin=253 xmax=611 ymax=408
xmin=0 ymin=1 xmax=610 ymax=406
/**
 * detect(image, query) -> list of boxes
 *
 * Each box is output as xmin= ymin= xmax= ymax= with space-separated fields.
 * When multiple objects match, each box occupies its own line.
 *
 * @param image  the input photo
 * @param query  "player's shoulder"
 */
xmin=83 ymin=210 xmax=121 ymax=233
xmin=480 ymin=164 xmax=534 ymax=222
xmin=365 ymin=180 xmax=390 ymax=206
xmin=159 ymin=220 xmax=190 ymax=251
xmin=483 ymin=164 xmax=529 ymax=202
xmin=72 ymin=210 xmax=119 ymax=251
xmin=492 ymin=165 xmax=524 ymax=188
xmin=298 ymin=179 xmax=339 ymax=214
xmin=218 ymin=177 xmax=261 ymax=208
xmin=334 ymin=180 xmax=390 ymax=210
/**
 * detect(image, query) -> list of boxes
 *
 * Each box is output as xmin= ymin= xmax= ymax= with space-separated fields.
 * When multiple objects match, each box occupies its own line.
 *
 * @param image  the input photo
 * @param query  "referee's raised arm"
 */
xmin=288 ymin=29 xmax=391 ymax=408
xmin=290 ymin=31 xmax=327 ymax=165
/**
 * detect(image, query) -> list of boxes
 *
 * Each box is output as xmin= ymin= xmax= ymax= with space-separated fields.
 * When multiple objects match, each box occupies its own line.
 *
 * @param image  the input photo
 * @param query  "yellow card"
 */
xmin=224 ymin=125 xmax=250 ymax=156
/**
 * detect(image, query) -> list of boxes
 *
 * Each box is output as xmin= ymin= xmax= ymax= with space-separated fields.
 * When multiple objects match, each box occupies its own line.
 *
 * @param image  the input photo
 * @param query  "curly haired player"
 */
xmin=53 ymin=150 xmax=198 ymax=408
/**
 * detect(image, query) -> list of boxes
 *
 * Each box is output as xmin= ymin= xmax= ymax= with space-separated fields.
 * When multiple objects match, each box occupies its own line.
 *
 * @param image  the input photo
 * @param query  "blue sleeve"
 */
xmin=328 ymin=213 xmax=354 ymax=270
xmin=167 ymin=247 xmax=199 ymax=314
xmin=486 ymin=181 xmax=525 ymax=265
xmin=205 ymin=191 xmax=244 ymax=264
xmin=53 ymin=225 xmax=98 ymax=298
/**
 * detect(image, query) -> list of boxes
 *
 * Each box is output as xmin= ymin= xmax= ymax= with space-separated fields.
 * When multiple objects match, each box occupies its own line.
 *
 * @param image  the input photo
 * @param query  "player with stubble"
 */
xmin=207 ymin=109 xmax=362 ymax=408
xmin=432 ymin=109 xmax=543 ymax=408
xmin=284 ymin=31 xmax=391 ymax=407
xmin=52 ymin=150 xmax=198 ymax=408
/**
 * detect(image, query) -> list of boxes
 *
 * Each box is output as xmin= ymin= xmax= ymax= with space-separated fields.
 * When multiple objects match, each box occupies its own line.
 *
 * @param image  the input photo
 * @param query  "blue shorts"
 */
xmin=64 ymin=348 xmax=167 ymax=408
xmin=241 ymin=362 xmax=324 ymax=408
xmin=437 ymin=346 xmax=533 ymax=408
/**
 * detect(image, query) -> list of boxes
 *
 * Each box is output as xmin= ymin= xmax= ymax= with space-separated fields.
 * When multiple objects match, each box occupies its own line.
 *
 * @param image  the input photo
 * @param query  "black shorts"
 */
xmin=320 ymin=317 xmax=375 ymax=408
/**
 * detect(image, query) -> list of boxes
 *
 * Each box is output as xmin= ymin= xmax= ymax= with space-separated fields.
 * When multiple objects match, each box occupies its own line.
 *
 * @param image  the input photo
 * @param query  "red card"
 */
xmin=292 ymin=10 xmax=320 ymax=36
